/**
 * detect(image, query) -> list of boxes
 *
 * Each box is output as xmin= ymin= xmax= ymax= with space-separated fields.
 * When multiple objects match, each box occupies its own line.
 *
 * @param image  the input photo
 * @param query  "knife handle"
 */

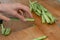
xmin=0 ymin=20 xmax=3 ymax=24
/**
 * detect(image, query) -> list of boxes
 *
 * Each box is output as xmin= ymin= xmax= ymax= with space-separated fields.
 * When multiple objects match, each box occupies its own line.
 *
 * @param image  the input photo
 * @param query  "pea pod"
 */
xmin=33 ymin=36 xmax=47 ymax=40
xmin=1 ymin=24 xmax=11 ymax=36
xmin=29 ymin=0 xmax=56 ymax=24
xmin=29 ymin=0 xmax=37 ymax=11
xmin=11 ymin=17 xmax=35 ymax=22
xmin=42 ymin=15 xmax=46 ymax=23
xmin=46 ymin=12 xmax=55 ymax=24
xmin=39 ymin=4 xmax=47 ymax=12
xmin=10 ymin=17 xmax=19 ymax=21
xmin=1 ymin=28 xmax=6 ymax=35
xmin=42 ymin=10 xmax=51 ymax=23
xmin=30 ymin=1 xmax=41 ymax=16
xmin=4 ymin=28 xmax=11 ymax=36
xmin=25 ymin=18 xmax=35 ymax=21
xmin=1 ymin=24 xmax=6 ymax=35
xmin=35 ymin=11 xmax=41 ymax=16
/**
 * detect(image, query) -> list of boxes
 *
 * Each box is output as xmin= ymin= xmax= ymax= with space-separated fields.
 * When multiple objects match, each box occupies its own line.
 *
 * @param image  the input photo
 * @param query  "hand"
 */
xmin=0 ymin=3 xmax=33 ymax=21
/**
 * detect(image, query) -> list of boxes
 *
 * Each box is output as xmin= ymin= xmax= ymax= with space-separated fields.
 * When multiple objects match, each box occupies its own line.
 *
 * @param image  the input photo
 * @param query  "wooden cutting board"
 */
xmin=0 ymin=0 xmax=60 ymax=40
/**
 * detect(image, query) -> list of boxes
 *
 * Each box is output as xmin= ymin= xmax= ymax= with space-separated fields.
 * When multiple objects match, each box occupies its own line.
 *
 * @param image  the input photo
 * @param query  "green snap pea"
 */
xmin=35 ymin=11 xmax=41 ymax=16
xmin=10 ymin=17 xmax=19 ymax=21
xmin=42 ymin=15 xmax=46 ymax=23
xmin=42 ymin=10 xmax=51 ymax=23
xmin=1 ymin=24 xmax=11 ymax=36
xmin=1 ymin=28 xmax=6 ymax=35
xmin=33 ymin=36 xmax=47 ymax=40
xmin=1 ymin=24 xmax=6 ymax=35
xmin=46 ymin=12 xmax=55 ymax=24
xmin=4 ymin=28 xmax=11 ymax=36
xmin=11 ymin=17 xmax=35 ymax=22
xmin=29 ymin=0 xmax=56 ymax=24
xmin=25 ymin=18 xmax=35 ymax=21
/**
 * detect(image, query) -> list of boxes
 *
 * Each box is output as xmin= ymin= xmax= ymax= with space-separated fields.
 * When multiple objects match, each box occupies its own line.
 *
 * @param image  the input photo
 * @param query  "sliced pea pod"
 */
xmin=1 ymin=24 xmax=6 ymax=35
xmin=4 ymin=28 xmax=11 ymax=36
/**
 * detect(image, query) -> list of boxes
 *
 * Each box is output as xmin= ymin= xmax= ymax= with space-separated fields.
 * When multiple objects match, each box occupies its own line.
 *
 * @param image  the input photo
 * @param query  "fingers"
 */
xmin=25 ymin=8 xmax=33 ymax=18
xmin=25 ymin=9 xmax=33 ymax=18
xmin=23 ymin=7 xmax=33 ymax=18
xmin=24 ymin=11 xmax=33 ymax=18
xmin=18 ymin=10 xmax=24 ymax=16
xmin=8 ymin=10 xmax=26 ymax=21
xmin=0 ymin=13 xmax=10 ymax=21
xmin=18 ymin=5 xmax=33 ymax=18
xmin=18 ymin=10 xmax=32 ymax=18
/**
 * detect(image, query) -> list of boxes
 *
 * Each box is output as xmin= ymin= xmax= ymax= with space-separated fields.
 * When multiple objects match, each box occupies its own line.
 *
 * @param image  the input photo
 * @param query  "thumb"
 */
xmin=0 ymin=13 xmax=10 ymax=22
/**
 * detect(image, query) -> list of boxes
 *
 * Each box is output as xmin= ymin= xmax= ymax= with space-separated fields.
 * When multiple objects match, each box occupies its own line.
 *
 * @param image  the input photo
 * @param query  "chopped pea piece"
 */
xmin=33 ymin=36 xmax=47 ymax=40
